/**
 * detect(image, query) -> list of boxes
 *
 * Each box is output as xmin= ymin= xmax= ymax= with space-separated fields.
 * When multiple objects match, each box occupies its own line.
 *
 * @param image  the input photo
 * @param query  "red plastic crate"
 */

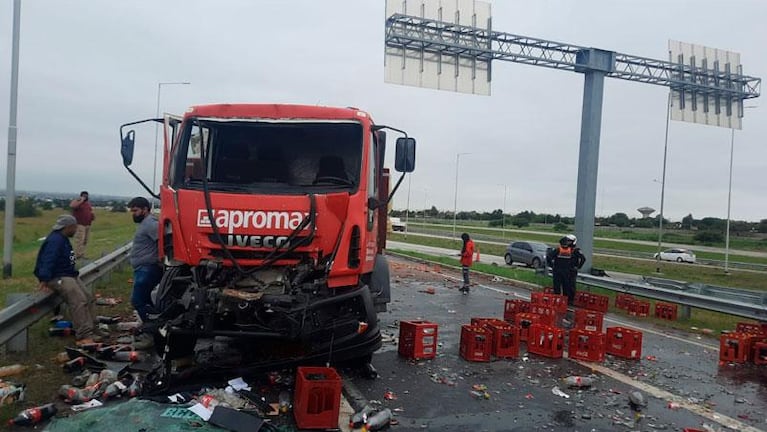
xmin=515 ymin=313 xmax=542 ymax=343
xmin=574 ymin=292 xmax=590 ymax=308
xmin=529 ymin=304 xmax=558 ymax=327
xmin=460 ymin=325 xmax=491 ymax=362
xmin=531 ymin=292 xmax=569 ymax=313
xmin=585 ymin=293 xmax=610 ymax=313
xmin=736 ymin=322 xmax=766 ymax=335
xmin=654 ymin=302 xmax=678 ymax=320
xmin=543 ymin=287 xmax=554 ymax=294
xmin=605 ymin=327 xmax=643 ymax=360
xmin=615 ymin=293 xmax=635 ymax=310
xmin=719 ymin=332 xmax=751 ymax=364
xmin=682 ymin=429 xmax=706 ymax=432
xmin=574 ymin=309 xmax=604 ymax=332
xmin=294 ymin=366 xmax=342 ymax=430
xmin=398 ymin=320 xmax=438 ymax=360
xmin=503 ymin=299 xmax=531 ymax=322
xmin=470 ymin=317 xmax=506 ymax=328
xmin=486 ymin=321 xmax=519 ymax=359
xmin=568 ymin=329 xmax=605 ymax=362
xmin=753 ymin=342 xmax=767 ymax=365
xmin=627 ymin=300 xmax=650 ymax=317
xmin=527 ymin=324 xmax=565 ymax=359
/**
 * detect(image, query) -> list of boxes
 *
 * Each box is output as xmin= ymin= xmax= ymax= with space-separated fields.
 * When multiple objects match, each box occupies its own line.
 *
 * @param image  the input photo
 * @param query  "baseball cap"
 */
xmin=52 ymin=215 xmax=77 ymax=230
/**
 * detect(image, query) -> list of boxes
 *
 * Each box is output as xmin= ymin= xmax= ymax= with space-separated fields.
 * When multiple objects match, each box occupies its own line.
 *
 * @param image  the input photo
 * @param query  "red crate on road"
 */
xmin=719 ymin=332 xmax=751 ymax=363
xmin=654 ymin=302 xmax=678 ymax=320
xmin=527 ymin=324 xmax=565 ymax=359
xmin=574 ymin=292 xmax=590 ymax=308
xmin=529 ymin=304 xmax=558 ymax=327
xmin=568 ymin=329 xmax=606 ymax=362
xmin=585 ymin=293 xmax=610 ymax=313
xmin=294 ymin=366 xmax=342 ymax=430
xmin=574 ymin=309 xmax=604 ymax=332
xmin=531 ymin=292 xmax=569 ymax=313
xmin=753 ymin=342 xmax=767 ymax=365
xmin=616 ymin=293 xmax=634 ymax=310
xmin=470 ymin=317 xmax=506 ymax=328
xmin=515 ymin=313 xmax=542 ymax=343
xmin=736 ymin=322 xmax=766 ymax=335
xmin=682 ymin=429 xmax=707 ymax=432
xmin=460 ymin=325 xmax=491 ymax=362
xmin=628 ymin=300 xmax=650 ymax=317
xmin=503 ymin=299 xmax=531 ymax=322
xmin=543 ymin=287 xmax=554 ymax=294
xmin=398 ymin=320 xmax=438 ymax=360
xmin=486 ymin=321 xmax=519 ymax=359
xmin=605 ymin=327 xmax=643 ymax=360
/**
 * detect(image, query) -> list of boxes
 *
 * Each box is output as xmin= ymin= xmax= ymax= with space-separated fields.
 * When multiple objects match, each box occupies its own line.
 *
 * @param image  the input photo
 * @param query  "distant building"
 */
xmin=637 ymin=207 xmax=655 ymax=218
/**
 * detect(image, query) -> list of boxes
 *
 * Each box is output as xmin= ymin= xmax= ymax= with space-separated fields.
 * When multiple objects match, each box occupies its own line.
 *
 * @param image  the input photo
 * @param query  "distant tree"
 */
xmin=510 ymin=216 xmax=530 ymax=228
xmin=681 ymin=214 xmax=694 ymax=230
xmin=608 ymin=212 xmax=631 ymax=227
xmin=15 ymin=198 xmax=41 ymax=218
xmin=758 ymin=219 xmax=767 ymax=234
xmin=553 ymin=222 xmax=569 ymax=232
xmin=633 ymin=218 xmax=656 ymax=229
xmin=111 ymin=201 xmax=127 ymax=213
xmin=427 ymin=206 xmax=439 ymax=217
xmin=40 ymin=201 xmax=54 ymax=210
xmin=697 ymin=217 xmax=726 ymax=233
xmin=694 ymin=231 xmax=724 ymax=245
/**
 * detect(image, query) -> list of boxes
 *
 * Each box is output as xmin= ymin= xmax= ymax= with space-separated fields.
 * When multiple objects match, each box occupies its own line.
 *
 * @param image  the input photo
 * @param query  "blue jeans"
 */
xmin=132 ymin=265 xmax=163 ymax=321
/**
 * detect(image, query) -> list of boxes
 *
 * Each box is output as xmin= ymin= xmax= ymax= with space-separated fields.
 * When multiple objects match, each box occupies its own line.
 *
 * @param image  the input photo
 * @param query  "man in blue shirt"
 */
xmin=34 ymin=214 xmax=98 ymax=345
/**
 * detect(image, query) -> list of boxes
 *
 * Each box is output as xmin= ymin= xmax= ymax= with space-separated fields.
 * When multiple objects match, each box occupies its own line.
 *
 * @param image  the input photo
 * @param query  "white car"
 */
xmin=389 ymin=217 xmax=406 ymax=232
xmin=653 ymin=248 xmax=696 ymax=263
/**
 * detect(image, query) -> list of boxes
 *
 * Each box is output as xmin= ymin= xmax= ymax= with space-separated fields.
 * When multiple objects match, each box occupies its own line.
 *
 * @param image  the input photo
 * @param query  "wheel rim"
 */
xmin=505 ymin=254 xmax=512 ymax=265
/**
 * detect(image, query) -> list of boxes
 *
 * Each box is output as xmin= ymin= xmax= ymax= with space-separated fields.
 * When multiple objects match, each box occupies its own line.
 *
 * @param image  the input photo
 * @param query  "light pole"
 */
xmin=453 ymin=152 xmax=471 ymax=239
xmin=498 ymin=184 xmax=509 ymax=238
xmin=656 ymin=93 xmax=671 ymax=273
xmin=725 ymin=105 xmax=757 ymax=275
xmin=405 ymin=174 xmax=411 ymax=236
xmin=153 ymin=81 xmax=191 ymax=193
xmin=3 ymin=0 xmax=21 ymax=278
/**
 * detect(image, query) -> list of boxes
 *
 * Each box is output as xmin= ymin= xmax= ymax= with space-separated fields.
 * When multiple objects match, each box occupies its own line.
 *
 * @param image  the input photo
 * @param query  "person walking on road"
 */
xmin=459 ymin=233 xmax=475 ymax=294
xmin=128 ymin=197 xmax=163 ymax=323
xmin=546 ymin=234 xmax=585 ymax=306
xmin=34 ymin=214 xmax=99 ymax=345
xmin=70 ymin=191 xmax=95 ymax=259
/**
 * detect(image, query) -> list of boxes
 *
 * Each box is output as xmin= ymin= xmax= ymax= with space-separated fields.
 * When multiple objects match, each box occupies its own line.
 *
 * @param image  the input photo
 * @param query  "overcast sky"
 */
xmin=0 ymin=0 xmax=765 ymax=222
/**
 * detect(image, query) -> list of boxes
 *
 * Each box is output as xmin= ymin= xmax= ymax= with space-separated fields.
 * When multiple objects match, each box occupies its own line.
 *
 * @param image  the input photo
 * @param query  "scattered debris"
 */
xmin=551 ymin=386 xmax=570 ymax=399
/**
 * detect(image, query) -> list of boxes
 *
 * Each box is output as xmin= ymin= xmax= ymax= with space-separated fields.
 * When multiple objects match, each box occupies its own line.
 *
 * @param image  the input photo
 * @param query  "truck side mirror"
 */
xmin=121 ymin=130 xmax=136 ymax=167
xmin=394 ymin=137 xmax=416 ymax=173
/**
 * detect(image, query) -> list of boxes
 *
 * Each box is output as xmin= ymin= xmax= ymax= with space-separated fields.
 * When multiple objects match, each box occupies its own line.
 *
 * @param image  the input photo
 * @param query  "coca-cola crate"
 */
xmin=543 ymin=287 xmax=554 ymax=294
xmin=654 ymin=302 xmax=678 ymax=321
xmin=529 ymin=304 xmax=558 ymax=327
xmin=516 ymin=313 xmax=542 ymax=343
xmin=574 ymin=292 xmax=591 ymax=308
xmin=584 ymin=293 xmax=610 ymax=313
xmin=503 ymin=299 xmax=531 ymax=322
xmin=470 ymin=317 xmax=506 ymax=328
xmin=753 ymin=342 xmax=767 ymax=365
xmin=615 ymin=293 xmax=635 ymax=310
xmin=736 ymin=322 xmax=766 ymax=335
xmin=398 ymin=320 xmax=438 ymax=360
xmin=460 ymin=325 xmax=491 ymax=362
xmin=605 ymin=327 xmax=643 ymax=360
xmin=531 ymin=292 xmax=569 ymax=313
xmin=527 ymin=324 xmax=565 ymax=359
xmin=568 ymin=329 xmax=606 ymax=362
xmin=294 ymin=366 xmax=342 ymax=430
xmin=486 ymin=321 xmax=519 ymax=359
xmin=719 ymin=332 xmax=751 ymax=364
xmin=627 ymin=300 xmax=650 ymax=317
xmin=574 ymin=309 xmax=604 ymax=332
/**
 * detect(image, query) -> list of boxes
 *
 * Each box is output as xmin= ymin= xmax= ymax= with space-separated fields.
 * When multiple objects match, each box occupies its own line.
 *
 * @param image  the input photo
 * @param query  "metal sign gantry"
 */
xmin=385 ymin=11 xmax=761 ymax=272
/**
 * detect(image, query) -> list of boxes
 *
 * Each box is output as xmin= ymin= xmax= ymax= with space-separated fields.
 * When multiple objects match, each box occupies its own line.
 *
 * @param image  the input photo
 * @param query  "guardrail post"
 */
xmin=679 ymin=304 xmax=692 ymax=320
xmin=5 ymin=294 xmax=28 ymax=353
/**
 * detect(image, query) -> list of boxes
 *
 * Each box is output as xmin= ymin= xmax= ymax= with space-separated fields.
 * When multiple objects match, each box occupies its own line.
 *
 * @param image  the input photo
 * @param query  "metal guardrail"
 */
xmin=0 ymin=243 xmax=132 ymax=347
xmin=578 ymin=273 xmax=767 ymax=321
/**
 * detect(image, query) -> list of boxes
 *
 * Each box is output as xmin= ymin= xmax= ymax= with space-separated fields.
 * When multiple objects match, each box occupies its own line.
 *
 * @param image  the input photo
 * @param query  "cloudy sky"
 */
xmin=0 ymin=0 xmax=765 ymax=222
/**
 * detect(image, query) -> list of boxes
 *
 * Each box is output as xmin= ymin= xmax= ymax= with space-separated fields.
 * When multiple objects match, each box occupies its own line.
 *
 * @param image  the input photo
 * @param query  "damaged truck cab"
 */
xmin=120 ymin=104 xmax=415 ymax=372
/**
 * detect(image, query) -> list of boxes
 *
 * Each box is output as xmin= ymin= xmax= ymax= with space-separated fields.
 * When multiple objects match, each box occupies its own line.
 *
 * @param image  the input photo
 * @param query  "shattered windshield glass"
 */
xmin=171 ymin=120 xmax=363 ymax=193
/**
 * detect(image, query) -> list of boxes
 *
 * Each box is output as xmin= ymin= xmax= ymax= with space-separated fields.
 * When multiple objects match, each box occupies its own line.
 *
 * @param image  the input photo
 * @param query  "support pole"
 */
xmin=3 ymin=0 xmax=22 ymax=279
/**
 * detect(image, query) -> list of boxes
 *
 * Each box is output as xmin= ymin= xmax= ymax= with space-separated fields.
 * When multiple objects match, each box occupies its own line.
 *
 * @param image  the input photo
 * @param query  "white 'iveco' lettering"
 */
xmin=197 ymin=209 xmax=307 ymax=234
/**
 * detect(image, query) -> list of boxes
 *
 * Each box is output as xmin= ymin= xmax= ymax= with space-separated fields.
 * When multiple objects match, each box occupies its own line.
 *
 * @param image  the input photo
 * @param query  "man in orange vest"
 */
xmin=546 ymin=234 xmax=585 ymax=305
xmin=459 ymin=233 xmax=475 ymax=294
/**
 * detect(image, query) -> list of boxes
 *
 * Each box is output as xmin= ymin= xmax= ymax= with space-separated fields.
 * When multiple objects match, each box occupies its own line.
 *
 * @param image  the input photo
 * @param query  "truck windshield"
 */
xmin=170 ymin=120 xmax=363 ymax=193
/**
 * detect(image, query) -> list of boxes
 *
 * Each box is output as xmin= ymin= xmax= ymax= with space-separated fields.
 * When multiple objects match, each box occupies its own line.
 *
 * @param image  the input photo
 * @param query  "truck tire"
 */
xmin=370 ymin=254 xmax=391 ymax=312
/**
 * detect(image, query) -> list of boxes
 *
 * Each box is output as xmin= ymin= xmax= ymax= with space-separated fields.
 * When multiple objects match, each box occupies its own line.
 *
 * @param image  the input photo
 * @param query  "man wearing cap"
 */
xmin=70 ymin=191 xmax=95 ymax=259
xmin=34 ymin=215 xmax=99 ymax=345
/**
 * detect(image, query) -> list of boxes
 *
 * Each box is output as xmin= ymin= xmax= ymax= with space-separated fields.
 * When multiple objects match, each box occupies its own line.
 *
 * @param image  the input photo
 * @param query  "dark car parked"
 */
xmin=504 ymin=241 xmax=550 ymax=268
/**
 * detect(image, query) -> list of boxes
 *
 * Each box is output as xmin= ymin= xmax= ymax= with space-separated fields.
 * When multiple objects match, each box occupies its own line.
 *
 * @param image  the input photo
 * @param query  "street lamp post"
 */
xmin=498 ymin=184 xmax=509 ymax=239
xmin=405 ymin=174 xmax=411 ymax=236
xmin=153 ymin=81 xmax=191 ymax=193
xmin=453 ymin=153 xmax=471 ymax=239
xmin=3 ymin=0 xmax=21 ymax=278
xmin=656 ymin=93 xmax=671 ymax=273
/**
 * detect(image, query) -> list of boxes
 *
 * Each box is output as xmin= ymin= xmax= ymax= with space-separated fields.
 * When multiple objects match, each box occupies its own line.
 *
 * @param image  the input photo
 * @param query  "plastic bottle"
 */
xmin=562 ymin=376 xmax=595 ymax=388
xmin=101 ymin=381 xmax=127 ymax=399
xmin=71 ymin=370 xmax=92 ymax=387
xmin=98 ymin=369 xmax=118 ymax=384
xmin=48 ymin=327 xmax=76 ymax=337
xmin=112 ymin=351 xmax=144 ymax=362
xmin=59 ymin=385 xmax=93 ymax=403
xmin=54 ymin=320 xmax=73 ymax=328
xmin=96 ymin=315 xmax=121 ymax=324
xmin=7 ymin=403 xmax=57 ymax=426
xmin=278 ymin=390 xmax=291 ymax=414
xmin=0 ymin=364 xmax=27 ymax=378
xmin=366 ymin=408 xmax=393 ymax=431
xmin=0 ymin=381 xmax=26 ymax=405
xmin=199 ymin=394 xmax=222 ymax=409
xmin=349 ymin=405 xmax=375 ymax=428
xmin=62 ymin=357 xmax=87 ymax=373
xmin=126 ymin=376 xmax=143 ymax=398
xmin=85 ymin=373 xmax=101 ymax=387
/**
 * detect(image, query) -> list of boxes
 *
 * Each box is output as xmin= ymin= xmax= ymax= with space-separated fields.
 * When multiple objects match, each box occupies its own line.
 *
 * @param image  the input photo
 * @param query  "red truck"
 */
xmin=120 ymin=104 xmax=415 ymax=382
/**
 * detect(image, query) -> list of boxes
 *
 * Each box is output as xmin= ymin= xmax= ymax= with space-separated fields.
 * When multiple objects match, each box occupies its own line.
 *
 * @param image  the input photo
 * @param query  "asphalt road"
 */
xmin=343 ymin=255 xmax=767 ymax=432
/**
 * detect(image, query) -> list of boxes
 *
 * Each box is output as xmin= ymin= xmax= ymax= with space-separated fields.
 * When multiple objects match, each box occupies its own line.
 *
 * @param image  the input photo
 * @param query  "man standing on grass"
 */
xmin=70 ymin=191 xmax=95 ymax=259
xmin=34 ymin=214 xmax=100 ymax=345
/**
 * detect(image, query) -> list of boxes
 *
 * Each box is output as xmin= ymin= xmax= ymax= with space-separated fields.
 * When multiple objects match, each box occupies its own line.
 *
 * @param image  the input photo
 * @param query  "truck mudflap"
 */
xmin=370 ymin=254 xmax=391 ymax=312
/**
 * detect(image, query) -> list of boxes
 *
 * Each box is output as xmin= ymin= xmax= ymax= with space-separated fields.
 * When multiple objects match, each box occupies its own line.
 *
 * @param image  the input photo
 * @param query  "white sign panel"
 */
xmin=669 ymin=40 xmax=742 ymax=130
xmin=385 ymin=0 xmax=492 ymax=96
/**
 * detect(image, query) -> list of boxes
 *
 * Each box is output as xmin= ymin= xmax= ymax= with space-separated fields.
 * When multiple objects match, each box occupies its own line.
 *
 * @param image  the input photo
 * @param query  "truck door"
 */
xmin=162 ymin=114 xmax=183 ymax=187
